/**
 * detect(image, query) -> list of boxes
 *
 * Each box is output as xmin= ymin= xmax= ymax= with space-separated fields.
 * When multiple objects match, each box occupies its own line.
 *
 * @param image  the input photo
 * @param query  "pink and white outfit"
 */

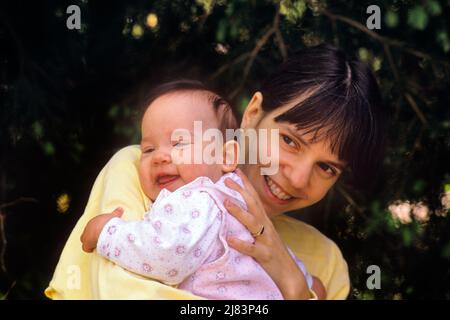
xmin=97 ymin=172 xmax=313 ymax=300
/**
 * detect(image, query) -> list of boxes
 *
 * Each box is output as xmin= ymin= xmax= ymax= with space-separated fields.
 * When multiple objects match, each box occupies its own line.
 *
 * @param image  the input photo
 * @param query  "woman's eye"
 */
xmin=281 ymin=134 xmax=296 ymax=148
xmin=318 ymin=163 xmax=337 ymax=176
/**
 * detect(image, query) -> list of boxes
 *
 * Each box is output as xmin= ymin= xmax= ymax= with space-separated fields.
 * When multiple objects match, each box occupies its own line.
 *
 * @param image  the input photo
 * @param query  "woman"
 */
xmin=45 ymin=44 xmax=386 ymax=299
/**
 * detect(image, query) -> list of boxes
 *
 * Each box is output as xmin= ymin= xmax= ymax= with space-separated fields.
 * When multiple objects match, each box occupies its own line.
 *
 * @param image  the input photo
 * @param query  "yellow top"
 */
xmin=45 ymin=145 xmax=350 ymax=300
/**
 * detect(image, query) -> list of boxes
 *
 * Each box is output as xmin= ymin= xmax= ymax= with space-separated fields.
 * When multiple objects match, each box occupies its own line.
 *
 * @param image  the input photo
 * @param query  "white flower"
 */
xmin=215 ymin=43 xmax=229 ymax=55
xmin=412 ymin=202 xmax=430 ymax=222
xmin=441 ymin=191 xmax=450 ymax=210
xmin=388 ymin=201 xmax=412 ymax=224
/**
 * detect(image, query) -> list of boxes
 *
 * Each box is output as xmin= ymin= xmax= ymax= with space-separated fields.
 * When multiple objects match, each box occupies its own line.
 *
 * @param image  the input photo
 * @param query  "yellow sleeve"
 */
xmin=272 ymin=215 xmax=350 ymax=300
xmin=45 ymin=145 xmax=203 ymax=300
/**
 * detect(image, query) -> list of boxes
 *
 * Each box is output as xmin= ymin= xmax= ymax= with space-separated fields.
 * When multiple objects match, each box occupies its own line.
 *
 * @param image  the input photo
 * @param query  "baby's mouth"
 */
xmin=157 ymin=175 xmax=180 ymax=189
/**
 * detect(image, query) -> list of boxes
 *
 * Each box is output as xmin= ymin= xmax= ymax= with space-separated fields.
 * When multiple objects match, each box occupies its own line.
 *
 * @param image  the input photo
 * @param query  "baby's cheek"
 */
xmin=178 ymin=164 xmax=200 ymax=183
xmin=138 ymin=160 xmax=156 ymax=199
xmin=178 ymin=163 xmax=221 ymax=184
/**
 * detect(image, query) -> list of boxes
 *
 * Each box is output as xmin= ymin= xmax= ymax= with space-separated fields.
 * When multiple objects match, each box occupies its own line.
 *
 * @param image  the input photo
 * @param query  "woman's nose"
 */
xmin=283 ymin=161 xmax=313 ymax=190
xmin=152 ymin=149 xmax=172 ymax=165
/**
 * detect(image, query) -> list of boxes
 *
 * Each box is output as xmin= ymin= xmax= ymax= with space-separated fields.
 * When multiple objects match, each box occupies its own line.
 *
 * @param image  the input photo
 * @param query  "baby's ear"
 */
xmin=222 ymin=140 xmax=239 ymax=173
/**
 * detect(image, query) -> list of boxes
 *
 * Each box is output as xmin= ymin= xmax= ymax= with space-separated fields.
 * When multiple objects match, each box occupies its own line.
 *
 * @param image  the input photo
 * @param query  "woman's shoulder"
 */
xmin=273 ymin=214 xmax=337 ymax=250
xmin=108 ymin=145 xmax=141 ymax=167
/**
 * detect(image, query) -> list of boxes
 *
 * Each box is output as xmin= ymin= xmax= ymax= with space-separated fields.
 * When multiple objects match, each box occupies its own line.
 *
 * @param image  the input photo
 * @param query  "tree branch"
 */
xmin=321 ymin=9 xmax=450 ymax=67
xmin=0 ymin=197 xmax=38 ymax=273
xmin=320 ymin=9 xmax=433 ymax=127
xmin=229 ymin=10 xmax=282 ymax=99
xmin=0 ymin=213 xmax=7 ymax=273
xmin=0 ymin=197 xmax=38 ymax=210
xmin=209 ymin=52 xmax=250 ymax=81
xmin=336 ymin=186 xmax=364 ymax=214
xmin=404 ymin=92 xmax=428 ymax=127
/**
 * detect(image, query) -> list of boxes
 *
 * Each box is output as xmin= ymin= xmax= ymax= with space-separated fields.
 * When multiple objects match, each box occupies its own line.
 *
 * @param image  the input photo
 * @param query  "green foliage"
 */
xmin=408 ymin=6 xmax=428 ymax=30
xmin=280 ymin=0 xmax=307 ymax=23
xmin=385 ymin=10 xmax=399 ymax=28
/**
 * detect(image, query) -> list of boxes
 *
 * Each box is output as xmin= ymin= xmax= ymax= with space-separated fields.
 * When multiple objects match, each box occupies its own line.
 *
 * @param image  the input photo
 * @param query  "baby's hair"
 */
xmin=139 ymin=79 xmax=238 ymax=140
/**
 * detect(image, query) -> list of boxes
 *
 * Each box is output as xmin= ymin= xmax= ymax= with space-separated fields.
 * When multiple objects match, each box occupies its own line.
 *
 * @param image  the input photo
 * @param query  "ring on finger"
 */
xmin=251 ymin=225 xmax=265 ymax=238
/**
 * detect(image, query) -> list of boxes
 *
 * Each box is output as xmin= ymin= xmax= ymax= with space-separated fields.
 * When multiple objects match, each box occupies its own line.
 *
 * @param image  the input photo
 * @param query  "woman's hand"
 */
xmin=80 ymin=207 xmax=124 ymax=253
xmin=224 ymin=169 xmax=312 ymax=300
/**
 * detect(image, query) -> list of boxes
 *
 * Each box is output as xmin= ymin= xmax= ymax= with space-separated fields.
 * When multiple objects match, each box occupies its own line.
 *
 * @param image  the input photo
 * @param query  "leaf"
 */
xmin=407 ymin=6 xmax=428 ymax=31
xmin=372 ymin=57 xmax=382 ymax=72
xmin=280 ymin=0 xmax=306 ymax=24
xmin=229 ymin=22 xmax=239 ymax=40
xmin=436 ymin=30 xmax=450 ymax=53
xmin=442 ymin=243 xmax=450 ymax=259
xmin=401 ymin=227 xmax=413 ymax=246
xmin=216 ymin=19 xmax=227 ymax=43
xmin=238 ymin=96 xmax=250 ymax=115
xmin=412 ymin=179 xmax=426 ymax=194
xmin=358 ymin=47 xmax=370 ymax=62
xmin=32 ymin=121 xmax=44 ymax=139
xmin=196 ymin=0 xmax=215 ymax=15
xmin=426 ymin=0 xmax=442 ymax=16
xmin=108 ymin=105 xmax=119 ymax=118
xmin=385 ymin=10 xmax=399 ymax=28
xmin=131 ymin=24 xmax=144 ymax=39
xmin=43 ymin=141 xmax=55 ymax=156
xmin=56 ymin=193 xmax=71 ymax=213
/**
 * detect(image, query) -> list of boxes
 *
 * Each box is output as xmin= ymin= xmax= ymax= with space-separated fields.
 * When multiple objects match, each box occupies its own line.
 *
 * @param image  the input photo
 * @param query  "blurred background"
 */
xmin=0 ymin=0 xmax=449 ymax=299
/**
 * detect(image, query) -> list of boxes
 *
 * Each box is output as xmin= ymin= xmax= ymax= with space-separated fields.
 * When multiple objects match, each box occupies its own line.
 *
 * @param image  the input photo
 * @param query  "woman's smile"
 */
xmin=263 ymin=175 xmax=297 ymax=205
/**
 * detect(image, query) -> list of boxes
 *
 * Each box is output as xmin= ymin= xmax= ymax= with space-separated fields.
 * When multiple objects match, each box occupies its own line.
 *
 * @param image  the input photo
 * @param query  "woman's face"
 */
xmin=240 ymin=92 xmax=347 ymax=217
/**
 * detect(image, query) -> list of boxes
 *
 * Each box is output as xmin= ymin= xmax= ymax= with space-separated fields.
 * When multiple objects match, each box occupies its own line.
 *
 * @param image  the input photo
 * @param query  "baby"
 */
xmin=80 ymin=80 xmax=320 ymax=299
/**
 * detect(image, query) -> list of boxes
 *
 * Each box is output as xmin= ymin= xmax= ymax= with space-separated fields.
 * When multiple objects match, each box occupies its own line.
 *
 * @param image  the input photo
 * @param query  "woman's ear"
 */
xmin=221 ymin=140 xmax=240 ymax=173
xmin=241 ymin=92 xmax=264 ymax=129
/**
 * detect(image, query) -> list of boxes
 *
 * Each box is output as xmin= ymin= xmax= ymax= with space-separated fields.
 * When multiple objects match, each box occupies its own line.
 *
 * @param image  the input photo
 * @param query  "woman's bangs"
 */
xmin=274 ymin=87 xmax=377 ymax=180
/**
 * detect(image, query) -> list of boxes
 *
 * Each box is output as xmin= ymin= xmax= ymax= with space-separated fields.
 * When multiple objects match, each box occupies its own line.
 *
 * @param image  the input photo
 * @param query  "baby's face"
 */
xmin=139 ymin=91 xmax=224 ymax=200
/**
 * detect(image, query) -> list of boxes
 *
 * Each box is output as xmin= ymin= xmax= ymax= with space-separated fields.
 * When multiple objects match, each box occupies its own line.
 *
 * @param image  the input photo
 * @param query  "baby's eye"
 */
xmin=143 ymin=147 xmax=155 ymax=154
xmin=318 ymin=162 xmax=337 ymax=177
xmin=281 ymin=134 xmax=296 ymax=148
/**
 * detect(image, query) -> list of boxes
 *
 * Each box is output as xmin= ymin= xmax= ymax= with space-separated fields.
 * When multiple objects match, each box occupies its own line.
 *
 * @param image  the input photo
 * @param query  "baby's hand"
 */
xmin=80 ymin=207 xmax=124 ymax=253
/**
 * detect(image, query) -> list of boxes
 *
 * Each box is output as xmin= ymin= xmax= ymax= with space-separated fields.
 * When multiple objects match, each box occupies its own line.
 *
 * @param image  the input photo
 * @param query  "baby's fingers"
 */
xmin=80 ymin=229 xmax=95 ymax=253
xmin=111 ymin=207 xmax=124 ymax=217
xmin=81 ymin=240 xmax=95 ymax=253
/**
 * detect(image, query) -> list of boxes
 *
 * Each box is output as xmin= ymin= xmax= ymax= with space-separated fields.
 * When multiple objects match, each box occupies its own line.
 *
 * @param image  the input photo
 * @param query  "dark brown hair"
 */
xmin=259 ymin=44 xmax=387 ymax=189
xmin=139 ymin=79 xmax=238 ymax=140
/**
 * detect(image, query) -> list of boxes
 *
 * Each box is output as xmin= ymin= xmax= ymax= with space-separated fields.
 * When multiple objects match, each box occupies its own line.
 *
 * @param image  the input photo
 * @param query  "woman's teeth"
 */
xmin=264 ymin=176 xmax=293 ymax=201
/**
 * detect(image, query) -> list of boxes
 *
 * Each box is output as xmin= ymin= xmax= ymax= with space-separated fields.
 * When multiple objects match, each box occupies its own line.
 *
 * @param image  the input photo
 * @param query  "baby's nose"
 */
xmin=152 ymin=150 xmax=172 ymax=165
